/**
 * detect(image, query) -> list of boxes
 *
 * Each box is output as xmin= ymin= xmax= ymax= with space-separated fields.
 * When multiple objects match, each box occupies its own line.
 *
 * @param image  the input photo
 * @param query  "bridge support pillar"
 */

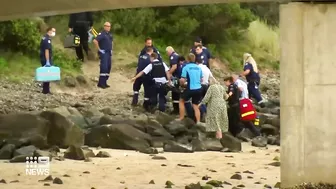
xmin=280 ymin=2 xmax=336 ymax=188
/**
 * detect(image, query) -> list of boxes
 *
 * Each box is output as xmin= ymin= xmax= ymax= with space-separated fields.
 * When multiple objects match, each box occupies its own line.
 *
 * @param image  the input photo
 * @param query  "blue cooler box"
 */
xmin=35 ymin=66 xmax=61 ymax=82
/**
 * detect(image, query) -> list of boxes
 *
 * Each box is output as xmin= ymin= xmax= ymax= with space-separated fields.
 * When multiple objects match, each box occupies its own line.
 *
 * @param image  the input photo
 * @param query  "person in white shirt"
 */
xmin=232 ymin=73 xmax=249 ymax=99
xmin=196 ymin=59 xmax=214 ymax=95
xmin=131 ymin=52 xmax=171 ymax=112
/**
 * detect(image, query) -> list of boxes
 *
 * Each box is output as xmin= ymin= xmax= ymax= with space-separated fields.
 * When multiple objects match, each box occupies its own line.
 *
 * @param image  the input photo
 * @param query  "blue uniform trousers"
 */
xmin=184 ymin=101 xmax=205 ymax=122
xmin=40 ymin=60 xmax=51 ymax=94
xmin=247 ymin=80 xmax=262 ymax=103
xmin=150 ymin=82 xmax=168 ymax=112
xmin=200 ymin=84 xmax=209 ymax=114
xmin=132 ymin=75 xmax=153 ymax=110
xmin=98 ymin=53 xmax=112 ymax=87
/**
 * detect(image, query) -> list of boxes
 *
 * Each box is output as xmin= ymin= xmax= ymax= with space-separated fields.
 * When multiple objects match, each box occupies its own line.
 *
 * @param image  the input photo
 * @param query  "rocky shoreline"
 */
xmin=0 ymin=73 xmax=283 ymax=188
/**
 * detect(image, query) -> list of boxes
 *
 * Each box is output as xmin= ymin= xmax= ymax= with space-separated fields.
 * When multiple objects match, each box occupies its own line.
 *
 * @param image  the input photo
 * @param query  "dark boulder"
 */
xmin=40 ymin=111 xmax=84 ymax=148
xmin=220 ymin=133 xmax=242 ymax=152
xmin=0 ymin=113 xmax=49 ymax=149
xmin=85 ymin=124 xmax=151 ymax=152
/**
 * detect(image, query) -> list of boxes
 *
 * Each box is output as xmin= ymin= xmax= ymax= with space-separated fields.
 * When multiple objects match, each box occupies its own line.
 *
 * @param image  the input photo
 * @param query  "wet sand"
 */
xmin=0 ymin=143 xmax=280 ymax=189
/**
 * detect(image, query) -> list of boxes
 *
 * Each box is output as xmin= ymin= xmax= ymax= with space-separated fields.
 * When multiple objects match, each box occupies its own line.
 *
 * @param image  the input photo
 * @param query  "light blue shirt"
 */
xmin=181 ymin=63 xmax=203 ymax=90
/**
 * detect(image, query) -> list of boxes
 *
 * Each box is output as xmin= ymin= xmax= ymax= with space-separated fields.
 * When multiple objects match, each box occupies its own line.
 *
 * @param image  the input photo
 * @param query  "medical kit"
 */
xmin=35 ymin=66 xmax=61 ymax=82
xmin=63 ymin=34 xmax=80 ymax=48
xmin=239 ymin=98 xmax=257 ymax=121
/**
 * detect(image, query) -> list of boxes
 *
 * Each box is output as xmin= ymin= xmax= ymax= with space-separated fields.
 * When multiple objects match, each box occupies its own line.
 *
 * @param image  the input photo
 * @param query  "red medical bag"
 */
xmin=239 ymin=98 xmax=257 ymax=121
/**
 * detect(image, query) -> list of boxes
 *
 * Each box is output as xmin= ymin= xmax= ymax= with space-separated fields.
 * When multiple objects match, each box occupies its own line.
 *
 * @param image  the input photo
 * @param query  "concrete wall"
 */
xmin=280 ymin=2 xmax=336 ymax=188
xmin=0 ymin=0 xmax=322 ymax=21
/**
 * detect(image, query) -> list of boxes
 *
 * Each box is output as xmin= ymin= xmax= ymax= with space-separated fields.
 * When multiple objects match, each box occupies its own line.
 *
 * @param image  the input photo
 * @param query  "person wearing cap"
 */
xmin=240 ymin=53 xmax=265 ymax=107
xmin=190 ymin=37 xmax=212 ymax=68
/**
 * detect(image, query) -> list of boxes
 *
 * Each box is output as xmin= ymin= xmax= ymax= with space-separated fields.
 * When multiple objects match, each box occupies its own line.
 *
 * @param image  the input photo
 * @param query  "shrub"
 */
xmin=0 ymin=19 xmax=41 ymax=54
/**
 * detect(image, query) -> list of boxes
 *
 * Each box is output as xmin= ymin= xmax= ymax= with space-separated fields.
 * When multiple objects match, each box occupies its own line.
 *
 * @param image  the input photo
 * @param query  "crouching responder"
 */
xmin=93 ymin=22 xmax=113 ymax=89
xmin=39 ymin=27 xmax=56 ymax=94
xmin=131 ymin=47 xmax=154 ymax=111
xmin=131 ymin=52 xmax=171 ymax=112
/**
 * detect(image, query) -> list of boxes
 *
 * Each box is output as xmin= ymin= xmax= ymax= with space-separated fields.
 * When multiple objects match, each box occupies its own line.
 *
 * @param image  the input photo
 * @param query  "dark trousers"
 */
xmin=98 ymin=53 xmax=112 ymax=87
xmin=228 ymin=105 xmax=244 ymax=136
xmin=151 ymin=83 xmax=168 ymax=112
xmin=184 ymin=101 xmax=205 ymax=122
xmin=200 ymin=84 xmax=209 ymax=114
xmin=132 ymin=76 xmax=152 ymax=110
xmin=248 ymin=80 xmax=263 ymax=103
xmin=40 ymin=60 xmax=51 ymax=94
xmin=73 ymin=26 xmax=89 ymax=62
xmin=171 ymin=91 xmax=180 ymax=114
xmin=228 ymin=105 xmax=260 ymax=136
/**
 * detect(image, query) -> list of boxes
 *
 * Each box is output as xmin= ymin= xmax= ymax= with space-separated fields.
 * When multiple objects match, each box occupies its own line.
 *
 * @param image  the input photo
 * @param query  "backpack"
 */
xmin=239 ymin=98 xmax=257 ymax=121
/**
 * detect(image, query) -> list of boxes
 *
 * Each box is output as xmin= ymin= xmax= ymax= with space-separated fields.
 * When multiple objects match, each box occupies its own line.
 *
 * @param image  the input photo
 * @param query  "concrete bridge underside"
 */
xmin=2 ymin=0 xmax=336 ymax=188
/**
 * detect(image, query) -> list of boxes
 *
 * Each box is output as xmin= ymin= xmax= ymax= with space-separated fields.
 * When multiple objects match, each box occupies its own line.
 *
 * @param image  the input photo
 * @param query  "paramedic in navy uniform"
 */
xmin=139 ymin=37 xmax=162 ymax=62
xmin=195 ymin=45 xmax=210 ymax=69
xmin=39 ymin=27 xmax=56 ymax=94
xmin=190 ymin=37 xmax=212 ymax=68
xmin=166 ymin=46 xmax=180 ymax=114
xmin=93 ymin=22 xmax=113 ymax=89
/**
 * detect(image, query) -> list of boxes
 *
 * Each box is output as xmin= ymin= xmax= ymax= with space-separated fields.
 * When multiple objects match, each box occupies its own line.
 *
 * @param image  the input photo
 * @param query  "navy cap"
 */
xmin=194 ymin=37 xmax=202 ymax=43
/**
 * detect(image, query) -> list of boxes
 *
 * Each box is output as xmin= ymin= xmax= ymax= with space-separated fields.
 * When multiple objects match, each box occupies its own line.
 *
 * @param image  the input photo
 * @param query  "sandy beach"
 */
xmin=0 ymin=143 xmax=280 ymax=189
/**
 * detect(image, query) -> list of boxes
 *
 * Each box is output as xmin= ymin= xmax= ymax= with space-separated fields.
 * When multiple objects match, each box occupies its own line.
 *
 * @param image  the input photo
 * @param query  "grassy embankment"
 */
xmin=0 ymin=18 xmax=279 ymax=82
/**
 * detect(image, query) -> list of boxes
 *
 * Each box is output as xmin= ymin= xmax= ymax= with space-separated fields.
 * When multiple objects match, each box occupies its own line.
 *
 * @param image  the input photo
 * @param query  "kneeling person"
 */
xmin=131 ymin=53 xmax=171 ymax=112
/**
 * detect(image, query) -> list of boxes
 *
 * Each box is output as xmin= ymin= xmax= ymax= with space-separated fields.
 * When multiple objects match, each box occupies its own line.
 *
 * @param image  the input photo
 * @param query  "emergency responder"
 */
xmin=131 ymin=47 xmax=154 ymax=111
xmin=39 ymin=27 xmax=56 ymax=94
xmin=240 ymin=53 xmax=265 ymax=108
xmin=166 ymin=46 xmax=180 ymax=114
xmin=131 ymin=52 xmax=171 ymax=112
xmin=93 ymin=22 xmax=113 ymax=89
xmin=190 ymin=37 xmax=212 ymax=68
xmin=68 ymin=12 xmax=93 ymax=62
xmin=195 ymin=45 xmax=210 ymax=68
xmin=139 ymin=37 xmax=162 ymax=62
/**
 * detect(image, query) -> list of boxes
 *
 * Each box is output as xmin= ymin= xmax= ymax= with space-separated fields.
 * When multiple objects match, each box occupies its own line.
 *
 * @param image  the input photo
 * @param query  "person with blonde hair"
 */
xmin=199 ymin=77 xmax=229 ymax=139
xmin=240 ymin=53 xmax=265 ymax=107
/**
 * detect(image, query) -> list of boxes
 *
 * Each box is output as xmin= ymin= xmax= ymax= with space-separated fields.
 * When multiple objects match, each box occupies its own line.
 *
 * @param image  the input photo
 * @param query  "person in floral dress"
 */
xmin=199 ymin=78 xmax=229 ymax=139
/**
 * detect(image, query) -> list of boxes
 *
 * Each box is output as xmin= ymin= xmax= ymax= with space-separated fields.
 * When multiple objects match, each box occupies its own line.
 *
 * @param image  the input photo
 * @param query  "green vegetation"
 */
xmin=0 ymin=3 xmax=280 ymax=82
xmin=0 ymin=19 xmax=81 ymax=81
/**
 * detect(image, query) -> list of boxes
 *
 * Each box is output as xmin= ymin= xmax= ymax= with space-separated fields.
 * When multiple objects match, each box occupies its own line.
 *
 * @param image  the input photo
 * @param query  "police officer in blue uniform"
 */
xmin=190 ymin=37 xmax=212 ymax=68
xmin=93 ymin=22 xmax=113 ymax=89
xmin=139 ymin=37 xmax=162 ymax=62
xmin=131 ymin=47 xmax=154 ymax=111
xmin=166 ymin=46 xmax=180 ymax=114
xmin=240 ymin=53 xmax=265 ymax=108
xmin=131 ymin=52 xmax=171 ymax=112
xmin=39 ymin=27 xmax=56 ymax=94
